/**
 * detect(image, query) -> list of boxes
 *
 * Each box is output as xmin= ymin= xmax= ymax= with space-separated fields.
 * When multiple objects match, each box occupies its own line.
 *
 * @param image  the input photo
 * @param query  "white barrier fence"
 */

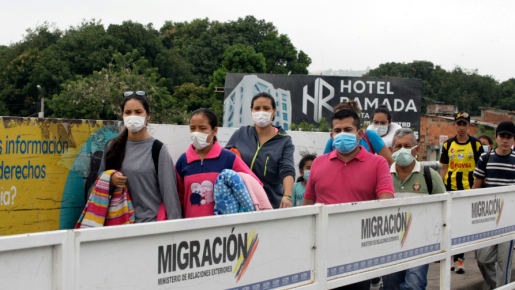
xmin=2 ymin=187 xmax=515 ymax=290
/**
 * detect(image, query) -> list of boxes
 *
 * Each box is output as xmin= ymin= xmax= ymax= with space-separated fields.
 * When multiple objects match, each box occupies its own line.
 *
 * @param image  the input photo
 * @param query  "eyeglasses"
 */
xmin=123 ymin=91 xmax=147 ymax=97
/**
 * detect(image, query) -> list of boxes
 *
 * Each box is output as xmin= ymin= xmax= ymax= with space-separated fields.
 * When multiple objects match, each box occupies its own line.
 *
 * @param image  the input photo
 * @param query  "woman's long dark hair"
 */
xmin=106 ymin=94 xmax=150 ymax=170
xmin=296 ymin=154 xmax=316 ymax=182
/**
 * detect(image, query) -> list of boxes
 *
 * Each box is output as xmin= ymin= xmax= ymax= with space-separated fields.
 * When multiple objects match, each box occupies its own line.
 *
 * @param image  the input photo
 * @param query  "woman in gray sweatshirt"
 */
xmin=225 ymin=92 xmax=296 ymax=209
xmin=95 ymin=91 xmax=182 ymax=222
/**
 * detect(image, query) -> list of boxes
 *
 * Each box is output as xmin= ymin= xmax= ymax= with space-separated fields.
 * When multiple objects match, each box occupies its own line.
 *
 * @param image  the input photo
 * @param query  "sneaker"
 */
xmin=455 ymin=258 xmax=465 ymax=274
xmin=371 ymin=277 xmax=382 ymax=287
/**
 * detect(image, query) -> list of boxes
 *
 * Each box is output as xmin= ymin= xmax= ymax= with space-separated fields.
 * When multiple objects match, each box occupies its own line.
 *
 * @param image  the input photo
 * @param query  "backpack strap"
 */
xmin=482 ymin=150 xmax=492 ymax=178
xmin=423 ymin=166 xmax=433 ymax=194
xmin=151 ymin=139 xmax=164 ymax=175
xmin=362 ymin=130 xmax=376 ymax=154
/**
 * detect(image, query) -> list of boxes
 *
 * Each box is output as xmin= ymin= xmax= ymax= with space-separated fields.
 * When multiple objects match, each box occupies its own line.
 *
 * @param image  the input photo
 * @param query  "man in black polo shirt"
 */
xmin=472 ymin=121 xmax=515 ymax=289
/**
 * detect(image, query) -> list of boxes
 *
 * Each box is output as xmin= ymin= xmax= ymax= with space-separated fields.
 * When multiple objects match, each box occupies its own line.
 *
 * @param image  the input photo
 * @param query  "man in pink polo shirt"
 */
xmin=302 ymin=109 xmax=394 ymax=205
xmin=302 ymin=109 xmax=394 ymax=290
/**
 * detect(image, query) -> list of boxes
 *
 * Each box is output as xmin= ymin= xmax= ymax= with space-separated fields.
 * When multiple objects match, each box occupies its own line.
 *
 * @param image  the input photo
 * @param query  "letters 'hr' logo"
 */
xmin=303 ymin=78 xmax=335 ymax=122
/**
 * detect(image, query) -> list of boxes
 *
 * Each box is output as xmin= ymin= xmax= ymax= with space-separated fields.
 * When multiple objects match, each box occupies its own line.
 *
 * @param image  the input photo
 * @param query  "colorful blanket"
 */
xmin=75 ymin=170 xmax=135 ymax=228
xmin=214 ymin=169 xmax=255 ymax=215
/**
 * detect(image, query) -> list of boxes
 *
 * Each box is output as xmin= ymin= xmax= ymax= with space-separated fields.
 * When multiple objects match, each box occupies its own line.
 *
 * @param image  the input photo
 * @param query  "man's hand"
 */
xmin=280 ymin=197 xmax=293 ymax=208
xmin=112 ymin=172 xmax=127 ymax=188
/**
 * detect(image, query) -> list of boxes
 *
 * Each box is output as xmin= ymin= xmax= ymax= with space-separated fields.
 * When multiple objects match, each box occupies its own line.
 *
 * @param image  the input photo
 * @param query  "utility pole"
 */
xmin=37 ymin=85 xmax=44 ymax=118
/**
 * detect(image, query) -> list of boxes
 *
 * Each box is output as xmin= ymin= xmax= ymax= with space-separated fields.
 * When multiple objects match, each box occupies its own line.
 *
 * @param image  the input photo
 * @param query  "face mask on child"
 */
xmin=190 ymin=130 xmax=213 ymax=149
xmin=303 ymin=170 xmax=310 ymax=181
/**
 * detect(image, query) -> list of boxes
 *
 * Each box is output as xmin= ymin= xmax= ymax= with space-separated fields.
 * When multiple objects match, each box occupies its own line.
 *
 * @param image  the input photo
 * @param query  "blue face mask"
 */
xmin=333 ymin=132 xmax=359 ymax=154
xmin=483 ymin=145 xmax=489 ymax=152
xmin=303 ymin=170 xmax=310 ymax=181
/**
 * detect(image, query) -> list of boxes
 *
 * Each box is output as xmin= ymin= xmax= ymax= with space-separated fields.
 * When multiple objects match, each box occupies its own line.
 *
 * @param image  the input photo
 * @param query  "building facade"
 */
xmin=223 ymin=75 xmax=292 ymax=130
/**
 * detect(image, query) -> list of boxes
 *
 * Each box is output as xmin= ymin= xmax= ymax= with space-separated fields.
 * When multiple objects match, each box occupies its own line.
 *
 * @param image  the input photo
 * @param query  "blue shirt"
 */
xmin=323 ymin=130 xmax=386 ymax=154
xmin=291 ymin=182 xmax=306 ymax=206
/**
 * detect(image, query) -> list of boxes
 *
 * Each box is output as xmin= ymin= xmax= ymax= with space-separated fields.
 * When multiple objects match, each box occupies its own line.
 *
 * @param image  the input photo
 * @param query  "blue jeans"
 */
xmin=382 ymin=264 xmax=429 ymax=290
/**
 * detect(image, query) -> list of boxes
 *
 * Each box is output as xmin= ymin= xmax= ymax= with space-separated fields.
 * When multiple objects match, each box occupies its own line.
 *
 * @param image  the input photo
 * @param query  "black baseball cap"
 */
xmin=496 ymin=121 xmax=515 ymax=137
xmin=455 ymin=112 xmax=470 ymax=123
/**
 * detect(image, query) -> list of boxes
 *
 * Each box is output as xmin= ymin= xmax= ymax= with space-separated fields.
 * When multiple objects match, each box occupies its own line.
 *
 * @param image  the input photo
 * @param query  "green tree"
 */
xmin=433 ymin=67 xmax=498 ymax=115
xmin=0 ymin=22 xmax=62 ymax=116
xmin=106 ymin=21 xmax=162 ymax=66
xmin=171 ymin=83 xmax=223 ymax=123
xmin=31 ymin=19 xmax=124 ymax=98
xmin=210 ymin=44 xmax=266 ymax=89
xmin=155 ymin=48 xmax=197 ymax=93
xmin=49 ymin=50 xmax=179 ymax=123
xmin=0 ymin=48 xmax=42 ymax=116
xmin=257 ymin=32 xmax=311 ymax=74
xmin=476 ymin=125 xmax=497 ymax=147
xmin=494 ymin=79 xmax=515 ymax=110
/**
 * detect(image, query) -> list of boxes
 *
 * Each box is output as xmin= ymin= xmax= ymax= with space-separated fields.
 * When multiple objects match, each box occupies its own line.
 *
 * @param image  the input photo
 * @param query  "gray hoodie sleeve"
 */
xmin=279 ymin=137 xmax=296 ymax=181
xmin=225 ymin=128 xmax=240 ymax=149
xmin=158 ymin=146 xmax=182 ymax=220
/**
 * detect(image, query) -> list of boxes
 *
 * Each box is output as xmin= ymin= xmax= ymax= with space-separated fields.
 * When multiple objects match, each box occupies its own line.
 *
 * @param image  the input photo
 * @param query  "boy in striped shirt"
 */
xmin=472 ymin=121 xmax=515 ymax=289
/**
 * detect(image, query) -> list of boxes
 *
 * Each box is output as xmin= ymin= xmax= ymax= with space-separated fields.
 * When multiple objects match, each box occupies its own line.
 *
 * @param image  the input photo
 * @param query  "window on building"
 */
xmin=283 ymin=113 xmax=287 ymax=121
xmin=282 ymin=103 xmax=287 ymax=111
xmin=282 ymin=94 xmax=287 ymax=102
xmin=284 ymin=124 xmax=289 ymax=130
xmin=276 ymin=122 xmax=280 ymax=127
xmin=257 ymin=83 xmax=268 ymax=92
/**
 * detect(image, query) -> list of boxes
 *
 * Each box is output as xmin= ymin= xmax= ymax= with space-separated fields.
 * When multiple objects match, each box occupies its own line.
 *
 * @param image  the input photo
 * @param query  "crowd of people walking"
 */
xmin=86 ymin=90 xmax=514 ymax=290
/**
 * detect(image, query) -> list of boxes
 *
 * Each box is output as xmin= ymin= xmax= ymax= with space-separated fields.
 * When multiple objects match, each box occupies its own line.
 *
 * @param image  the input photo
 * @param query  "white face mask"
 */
xmin=123 ymin=115 xmax=147 ymax=133
xmin=190 ymin=130 xmax=213 ymax=150
xmin=369 ymin=125 xmax=389 ymax=136
xmin=252 ymin=111 xmax=272 ymax=128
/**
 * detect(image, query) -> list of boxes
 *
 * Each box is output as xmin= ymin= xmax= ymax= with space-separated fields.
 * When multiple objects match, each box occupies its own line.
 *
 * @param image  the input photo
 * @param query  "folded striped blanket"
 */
xmin=75 ymin=170 xmax=135 ymax=228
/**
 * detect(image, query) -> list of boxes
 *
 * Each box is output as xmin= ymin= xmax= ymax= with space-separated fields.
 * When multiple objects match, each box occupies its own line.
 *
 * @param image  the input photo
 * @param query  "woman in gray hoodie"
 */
xmin=225 ymin=92 xmax=295 ymax=209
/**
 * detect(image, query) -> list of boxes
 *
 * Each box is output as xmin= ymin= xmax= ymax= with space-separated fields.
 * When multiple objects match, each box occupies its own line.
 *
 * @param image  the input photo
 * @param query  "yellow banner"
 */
xmin=0 ymin=117 xmax=120 ymax=236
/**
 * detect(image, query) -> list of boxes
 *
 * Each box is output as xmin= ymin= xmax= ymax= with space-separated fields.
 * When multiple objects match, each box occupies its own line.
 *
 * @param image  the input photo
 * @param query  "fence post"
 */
xmin=315 ymin=204 xmax=327 ymax=289
xmin=440 ymin=194 xmax=452 ymax=290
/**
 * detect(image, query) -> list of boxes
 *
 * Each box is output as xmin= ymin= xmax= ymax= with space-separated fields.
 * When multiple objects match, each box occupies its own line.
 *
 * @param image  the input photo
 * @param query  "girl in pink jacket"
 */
xmin=175 ymin=109 xmax=262 ymax=218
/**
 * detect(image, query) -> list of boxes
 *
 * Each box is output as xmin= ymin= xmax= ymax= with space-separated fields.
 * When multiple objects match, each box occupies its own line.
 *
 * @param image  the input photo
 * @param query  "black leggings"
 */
xmin=454 ymin=253 xmax=465 ymax=262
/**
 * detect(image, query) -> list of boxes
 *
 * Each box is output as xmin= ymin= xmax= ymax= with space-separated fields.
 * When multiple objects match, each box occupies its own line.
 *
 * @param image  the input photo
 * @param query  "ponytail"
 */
xmin=334 ymin=100 xmax=362 ymax=114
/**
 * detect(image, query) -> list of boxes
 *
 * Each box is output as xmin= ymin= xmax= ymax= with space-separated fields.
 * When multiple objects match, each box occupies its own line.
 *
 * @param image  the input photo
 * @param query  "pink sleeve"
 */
xmin=232 ymin=155 xmax=263 ymax=186
xmin=303 ymin=162 xmax=317 ymax=201
xmin=375 ymin=157 xmax=395 ymax=198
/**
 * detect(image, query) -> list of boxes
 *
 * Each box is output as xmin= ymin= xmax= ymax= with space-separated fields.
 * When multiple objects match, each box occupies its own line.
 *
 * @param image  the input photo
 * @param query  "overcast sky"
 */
xmin=2 ymin=0 xmax=514 ymax=82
